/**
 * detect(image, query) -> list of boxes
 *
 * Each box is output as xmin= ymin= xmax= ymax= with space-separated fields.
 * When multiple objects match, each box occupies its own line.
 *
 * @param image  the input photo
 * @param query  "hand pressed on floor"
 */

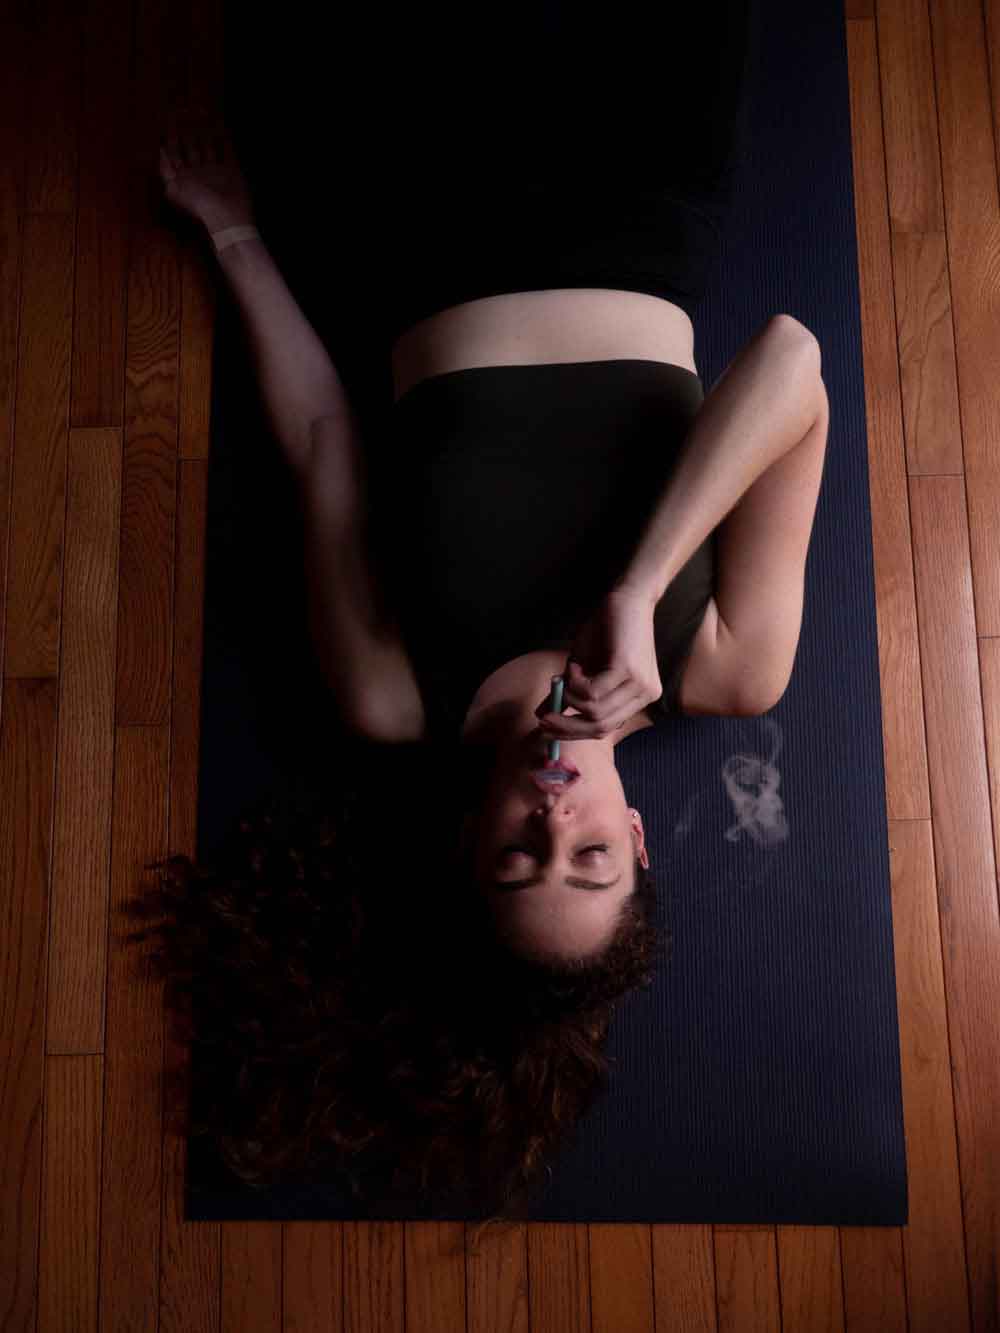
xmin=158 ymin=109 xmax=257 ymax=236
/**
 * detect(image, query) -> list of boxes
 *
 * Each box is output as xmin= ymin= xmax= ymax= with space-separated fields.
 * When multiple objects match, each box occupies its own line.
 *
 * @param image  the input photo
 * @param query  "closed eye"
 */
xmin=493 ymin=844 xmax=619 ymax=892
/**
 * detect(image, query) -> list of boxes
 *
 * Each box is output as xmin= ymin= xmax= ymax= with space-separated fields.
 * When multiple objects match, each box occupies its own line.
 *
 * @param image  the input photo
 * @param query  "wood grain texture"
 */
xmin=466 ymin=1222 xmax=530 ymax=1333
xmin=839 ymin=1227 xmax=908 ymax=1333
xmin=22 ymin=0 xmax=82 ymax=217
xmin=71 ymin=0 xmax=131 ymax=430
xmin=343 ymin=1222 xmax=404 ymax=1333
xmin=589 ymin=1223 xmax=654 ymax=1333
xmin=847 ymin=16 xmax=930 ymax=824
xmin=4 ymin=0 xmax=998 ymax=1329
xmin=221 ymin=1223 xmax=282 ymax=1333
xmin=928 ymin=0 xmax=1000 ymax=639
xmin=45 ymin=431 xmax=120 ymax=1053
xmin=38 ymin=1055 xmax=103 ymax=1333
xmin=527 ymin=1225 xmax=591 ymax=1333
xmin=889 ymin=820 xmax=969 ymax=1332
xmin=0 ymin=0 xmax=26 ymax=717
xmin=651 ymin=1225 xmax=718 ymax=1331
xmin=775 ymin=1227 xmax=845 ymax=1332
xmin=714 ymin=1229 xmax=780 ymax=1333
xmin=909 ymin=476 xmax=1000 ymax=1333
xmin=283 ymin=1224 xmax=346 ymax=1333
xmin=403 ymin=1222 xmax=467 ymax=1333
xmin=0 ymin=678 xmax=58 ymax=1333
xmin=99 ymin=725 xmax=168 ymax=1333
xmin=877 ymin=0 xmax=945 ymax=233
xmin=6 ymin=215 xmax=74 ymax=680
xmin=892 ymin=231 xmax=963 ymax=476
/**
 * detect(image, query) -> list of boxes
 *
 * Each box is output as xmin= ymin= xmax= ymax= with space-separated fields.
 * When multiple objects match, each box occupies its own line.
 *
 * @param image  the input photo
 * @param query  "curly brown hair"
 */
xmin=123 ymin=737 xmax=668 ymax=1246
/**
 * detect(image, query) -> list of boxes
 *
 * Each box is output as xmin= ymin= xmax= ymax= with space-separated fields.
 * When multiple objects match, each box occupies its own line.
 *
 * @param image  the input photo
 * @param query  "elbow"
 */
xmin=768 ymin=314 xmax=822 ymax=369
xmin=734 ymin=676 xmax=789 ymax=717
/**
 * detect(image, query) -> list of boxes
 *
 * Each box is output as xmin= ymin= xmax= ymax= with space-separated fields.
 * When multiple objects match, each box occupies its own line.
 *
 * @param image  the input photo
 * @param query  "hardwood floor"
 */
xmin=2 ymin=0 xmax=999 ymax=1329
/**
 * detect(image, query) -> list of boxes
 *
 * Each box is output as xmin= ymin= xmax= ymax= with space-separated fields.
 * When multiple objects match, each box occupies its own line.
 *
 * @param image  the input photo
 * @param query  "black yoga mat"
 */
xmin=183 ymin=0 xmax=908 ymax=1224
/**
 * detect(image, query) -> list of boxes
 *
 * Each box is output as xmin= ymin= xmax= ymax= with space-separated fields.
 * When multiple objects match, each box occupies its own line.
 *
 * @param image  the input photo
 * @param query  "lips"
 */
xmin=544 ymin=755 xmax=579 ymax=775
xmin=531 ymin=769 xmax=580 ymax=794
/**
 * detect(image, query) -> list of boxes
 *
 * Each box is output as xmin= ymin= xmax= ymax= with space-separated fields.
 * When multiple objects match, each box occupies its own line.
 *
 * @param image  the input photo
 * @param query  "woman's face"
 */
xmin=460 ymin=727 xmax=649 ymax=961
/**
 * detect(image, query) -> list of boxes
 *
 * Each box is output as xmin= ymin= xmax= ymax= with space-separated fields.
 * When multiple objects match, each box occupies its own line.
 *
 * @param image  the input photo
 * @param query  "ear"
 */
xmin=630 ymin=810 xmax=651 ymax=870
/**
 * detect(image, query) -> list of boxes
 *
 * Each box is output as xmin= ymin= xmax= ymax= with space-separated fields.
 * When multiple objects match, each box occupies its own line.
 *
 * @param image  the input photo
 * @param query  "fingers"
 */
xmin=163 ymin=104 xmax=231 ymax=168
xmin=564 ymin=659 xmax=591 ymax=697
xmin=539 ymin=682 xmax=642 ymax=738
xmin=539 ymin=706 xmax=635 ymax=739
xmin=561 ymin=659 xmax=628 ymax=711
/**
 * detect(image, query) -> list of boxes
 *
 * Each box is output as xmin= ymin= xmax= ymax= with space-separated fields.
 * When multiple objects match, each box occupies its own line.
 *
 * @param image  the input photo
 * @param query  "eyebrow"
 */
xmin=491 ymin=872 xmax=623 ymax=893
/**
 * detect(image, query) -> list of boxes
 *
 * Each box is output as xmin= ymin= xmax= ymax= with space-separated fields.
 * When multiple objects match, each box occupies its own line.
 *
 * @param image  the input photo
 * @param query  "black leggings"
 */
xmin=224 ymin=1 xmax=760 ymax=371
xmin=378 ymin=0 xmax=761 ymax=343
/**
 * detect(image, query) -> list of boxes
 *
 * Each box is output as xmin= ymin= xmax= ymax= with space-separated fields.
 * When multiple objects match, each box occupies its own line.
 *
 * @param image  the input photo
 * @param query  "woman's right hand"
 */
xmin=158 ymin=107 xmax=258 ymax=236
xmin=535 ymin=583 xmax=663 ymax=739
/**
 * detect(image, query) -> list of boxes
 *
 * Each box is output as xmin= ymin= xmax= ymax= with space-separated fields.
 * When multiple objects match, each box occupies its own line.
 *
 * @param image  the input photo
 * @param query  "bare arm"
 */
xmin=302 ymin=417 xmax=426 ymax=741
xmin=212 ymin=230 xmax=361 ymax=482
xmin=616 ymin=314 xmax=828 ymax=714
xmin=159 ymin=124 xmax=418 ymax=733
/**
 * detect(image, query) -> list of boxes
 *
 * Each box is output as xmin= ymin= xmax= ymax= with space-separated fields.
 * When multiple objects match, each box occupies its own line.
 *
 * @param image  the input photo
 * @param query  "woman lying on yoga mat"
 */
xmin=141 ymin=0 xmax=828 ymax=1229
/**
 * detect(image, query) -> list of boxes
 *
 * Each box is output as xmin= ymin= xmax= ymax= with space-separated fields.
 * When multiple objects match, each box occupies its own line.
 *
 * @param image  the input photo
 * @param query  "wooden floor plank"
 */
xmin=403 ymin=1222 xmax=467 ymax=1333
xmin=342 ymin=1222 xmax=404 ymax=1333
xmin=891 ymin=231 xmax=964 ymax=476
xmin=589 ymin=1223 xmax=654 ymax=1333
xmin=38 ymin=1055 xmax=104 ymax=1333
xmin=0 ymin=0 xmax=27 ymax=716
xmin=839 ymin=1227 xmax=908 ymax=1333
xmin=926 ymin=6 xmax=1000 ymax=1308
xmin=889 ymin=820 xmax=970 ymax=1332
xmin=117 ymin=186 xmax=179 ymax=725
xmin=713 ymin=1230 xmax=780 ymax=1333
xmin=99 ymin=725 xmax=168 ymax=1333
xmin=651 ymin=1225 xmax=717 ymax=1332
xmin=929 ymin=0 xmax=1000 ymax=639
xmin=45 ymin=431 xmax=121 ymax=1053
xmin=876 ymin=0 xmax=946 ymax=233
xmin=527 ymin=1225 xmax=591 ymax=1333
xmin=71 ymin=0 xmax=132 ymax=431
xmin=465 ymin=1222 xmax=529 ymax=1333
xmin=0 ymin=678 xmax=59 ymax=1333
xmin=220 ymin=1222 xmax=281 ymax=1333
xmin=776 ymin=1227 xmax=845 ymax=1332
xmin=908 ymin=476 xmax=1000 ymax=1333
xmin=283 ymin=1223 xmax=346 ymax=1333
xmin=22 ymin=0 xmax=82 ymax=217
xmin=847 ymin=17 xmax=931 ymax=822
xmin=6 ymin=214 xmax=75 ymax=679
xmin=118 ymin=0 xmax=184 ymax=730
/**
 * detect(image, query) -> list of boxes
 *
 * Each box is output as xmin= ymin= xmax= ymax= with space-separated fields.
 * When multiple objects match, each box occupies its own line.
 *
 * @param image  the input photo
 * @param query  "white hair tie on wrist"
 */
xmin=211 ymin=224 xmax=260 ymax=252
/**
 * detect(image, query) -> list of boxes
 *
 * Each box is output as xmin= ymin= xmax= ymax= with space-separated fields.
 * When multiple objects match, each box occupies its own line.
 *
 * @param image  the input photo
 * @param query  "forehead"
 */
xmin=492 ymin=886 xmax=621 ymax=954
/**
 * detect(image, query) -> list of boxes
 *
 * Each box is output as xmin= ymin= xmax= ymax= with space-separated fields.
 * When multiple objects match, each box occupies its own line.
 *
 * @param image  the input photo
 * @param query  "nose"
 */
xmin=533 ymin=791 xmax=571 ymax=817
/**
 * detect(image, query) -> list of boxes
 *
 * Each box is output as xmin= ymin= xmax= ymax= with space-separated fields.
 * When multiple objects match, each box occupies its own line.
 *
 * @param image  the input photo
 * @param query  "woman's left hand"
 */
xmin=535 ymin=585 xmax=663 ymax=739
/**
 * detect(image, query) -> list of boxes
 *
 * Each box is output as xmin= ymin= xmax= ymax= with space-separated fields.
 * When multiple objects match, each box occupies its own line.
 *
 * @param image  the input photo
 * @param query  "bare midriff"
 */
xmin=390 ymin=288 xmax=699 ymax=404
